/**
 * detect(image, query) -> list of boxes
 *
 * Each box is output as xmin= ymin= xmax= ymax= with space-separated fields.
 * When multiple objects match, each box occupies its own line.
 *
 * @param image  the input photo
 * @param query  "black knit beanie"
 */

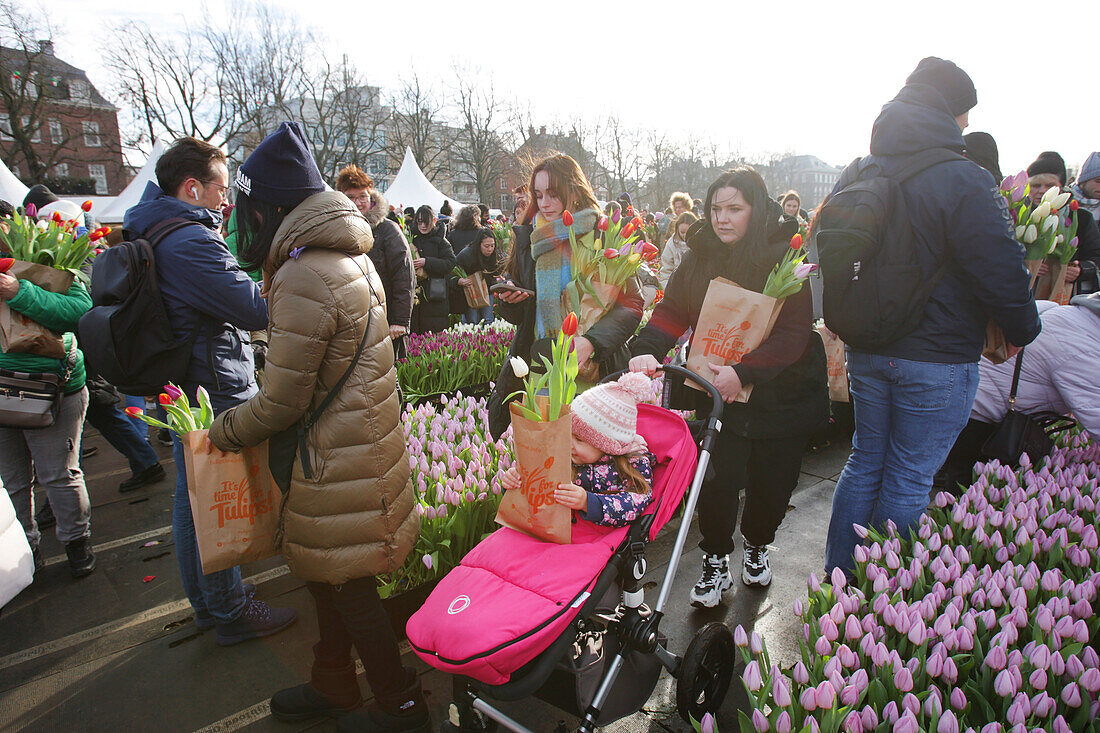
xmin=1026 ymin=151 xmax=1067 ymax=186
xmin=22 ymin=184 xmax=58 ymax=211
xmin=963 ymin=132 xmax=1002 ymax=182
xmin=906 ymin=57 xmax=977 ymax=116
xmin=235 ymin=121 xmax=325 ymax=208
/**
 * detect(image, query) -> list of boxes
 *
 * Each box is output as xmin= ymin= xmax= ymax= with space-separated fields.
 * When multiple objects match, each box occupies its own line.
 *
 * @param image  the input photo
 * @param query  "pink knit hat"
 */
xmin=571 ymin=372 xmax=652 ymax=456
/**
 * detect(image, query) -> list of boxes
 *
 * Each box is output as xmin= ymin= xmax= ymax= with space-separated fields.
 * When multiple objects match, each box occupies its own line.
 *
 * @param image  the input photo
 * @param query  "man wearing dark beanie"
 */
xmin=824 ymin=57 xmax=1040 ymax=578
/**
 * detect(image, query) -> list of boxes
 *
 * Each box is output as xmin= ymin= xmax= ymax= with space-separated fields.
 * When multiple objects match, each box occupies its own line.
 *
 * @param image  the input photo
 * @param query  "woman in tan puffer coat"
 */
xmin=208 ymin=122 xmax=425 ymax=732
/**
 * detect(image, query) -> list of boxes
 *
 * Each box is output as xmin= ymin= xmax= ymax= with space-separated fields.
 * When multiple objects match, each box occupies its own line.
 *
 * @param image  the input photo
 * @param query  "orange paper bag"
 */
xmin=183 ymin=430 xmax=280 ymax=574
xmin=462 ymin=272 xmax=492 ymax=309
xmin=495 ymin=402 xmax=572 ymax=544
xmin=0 ymin=261 xmax=73 ymax=358
xmin=1046 ymin=260 xmax=1072 ymax=306
xmin=686 ymin=277 xmax=782 ymax=403
xmin=816 ymin=325 xmax=849 ymax=403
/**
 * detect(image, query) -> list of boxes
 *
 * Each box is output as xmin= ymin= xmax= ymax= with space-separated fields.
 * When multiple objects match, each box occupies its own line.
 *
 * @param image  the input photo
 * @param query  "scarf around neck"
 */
xmin=530 ymin=208 xmax=599 ymax=338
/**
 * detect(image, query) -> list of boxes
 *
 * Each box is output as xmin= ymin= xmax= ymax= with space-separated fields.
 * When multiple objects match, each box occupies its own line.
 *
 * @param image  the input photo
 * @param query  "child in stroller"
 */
xmin=407 ymin=366 xmax=736 ymax=733
xmin=500 ymin=373 xmax=656 ymax=529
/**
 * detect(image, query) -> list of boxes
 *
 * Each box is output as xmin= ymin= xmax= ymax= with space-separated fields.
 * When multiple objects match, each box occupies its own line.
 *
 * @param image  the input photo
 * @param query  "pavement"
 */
xmin=0 ymin=421 xmax=851 ymax=733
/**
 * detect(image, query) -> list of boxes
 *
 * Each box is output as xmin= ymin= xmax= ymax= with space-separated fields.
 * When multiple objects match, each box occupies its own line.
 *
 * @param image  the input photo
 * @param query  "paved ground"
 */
xmin=0 ymin=422 xmax=851 ymax=733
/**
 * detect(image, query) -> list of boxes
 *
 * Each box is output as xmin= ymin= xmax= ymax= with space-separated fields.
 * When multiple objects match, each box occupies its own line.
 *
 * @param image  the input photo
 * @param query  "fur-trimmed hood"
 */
xmin=362 ymin=189 xmax=390 ymax=229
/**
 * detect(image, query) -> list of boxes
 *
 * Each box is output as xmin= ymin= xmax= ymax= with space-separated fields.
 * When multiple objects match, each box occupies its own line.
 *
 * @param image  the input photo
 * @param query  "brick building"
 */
xmin=0 ymin=40 xmax=127 ymax=196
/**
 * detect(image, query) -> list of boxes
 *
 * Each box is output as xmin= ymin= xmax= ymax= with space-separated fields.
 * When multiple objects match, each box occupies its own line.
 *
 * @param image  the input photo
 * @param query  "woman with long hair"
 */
xmin=658 ymin=210 xmax=698 ymax=289
xmin=208 ymin=123 xmax=423 ymax=730
xmin=630 ymin=167 xmax=828 ymax=608
xmin=487 ymin=154 xmax=643 ymax=438
xmin=409 ymin=204 xmax=457 ymax=334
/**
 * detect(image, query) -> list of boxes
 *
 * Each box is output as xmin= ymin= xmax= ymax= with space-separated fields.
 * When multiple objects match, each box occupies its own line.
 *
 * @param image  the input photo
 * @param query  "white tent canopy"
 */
xmin=382 ymin=147 xmax=465 ymax=214
xmin=0 ymin=158 xmax=28 ymax=207
xmin=97 ymin=139 xmax=168 ymax=223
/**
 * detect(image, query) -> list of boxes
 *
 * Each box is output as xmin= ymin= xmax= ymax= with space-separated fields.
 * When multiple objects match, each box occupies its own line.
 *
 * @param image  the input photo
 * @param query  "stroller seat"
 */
xmin=407 ymin=405 xmax=699 ymax=687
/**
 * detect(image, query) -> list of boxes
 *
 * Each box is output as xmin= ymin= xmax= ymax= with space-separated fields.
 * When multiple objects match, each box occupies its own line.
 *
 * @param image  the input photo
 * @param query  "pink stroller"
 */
xmin=407 ymin=366 xmax=734 ymax=732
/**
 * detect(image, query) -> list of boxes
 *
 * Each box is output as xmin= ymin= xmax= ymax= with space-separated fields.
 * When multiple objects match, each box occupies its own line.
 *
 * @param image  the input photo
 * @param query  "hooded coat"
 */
xmin=209 ymin=191 xmax=417 ymax=585
xmin=411 ymin=223 xmax=457 ymax=333
xmin=633 ymin=200 xmax=829 ymax=439
xmin=847 ymin=82 xmax=1040 ymax=362
xmin=361 ymin=190 xmax=415 ymax=330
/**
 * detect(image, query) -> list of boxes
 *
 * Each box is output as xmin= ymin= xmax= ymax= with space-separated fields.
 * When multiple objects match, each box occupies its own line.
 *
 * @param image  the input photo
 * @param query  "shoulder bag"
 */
xmin=0 ymin=337 xmax=78 ymax=429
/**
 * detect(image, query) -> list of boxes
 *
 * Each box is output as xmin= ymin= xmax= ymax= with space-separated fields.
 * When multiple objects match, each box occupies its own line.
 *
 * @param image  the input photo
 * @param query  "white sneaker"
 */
xmin=690 ymin=554 xmax=733 ymax=608
xmin=742 ymin=543 xmax=773 ymax=587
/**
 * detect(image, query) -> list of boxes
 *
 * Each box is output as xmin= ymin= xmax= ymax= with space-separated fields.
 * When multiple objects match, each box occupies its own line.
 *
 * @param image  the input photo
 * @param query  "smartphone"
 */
xmin=489 ymin=282 xmax=534 ymax=296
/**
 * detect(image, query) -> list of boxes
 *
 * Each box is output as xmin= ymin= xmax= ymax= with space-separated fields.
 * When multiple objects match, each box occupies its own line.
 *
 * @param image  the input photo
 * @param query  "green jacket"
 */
xmin=0 ymin=279 xmax=90 ymax=393
xmin=223 ymin=210 xmax=262 ymax=283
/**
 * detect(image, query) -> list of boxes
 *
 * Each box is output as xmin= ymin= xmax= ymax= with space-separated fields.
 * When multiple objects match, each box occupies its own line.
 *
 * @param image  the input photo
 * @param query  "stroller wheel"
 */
xmin=676 ymin=622 xmax=736 ymax=723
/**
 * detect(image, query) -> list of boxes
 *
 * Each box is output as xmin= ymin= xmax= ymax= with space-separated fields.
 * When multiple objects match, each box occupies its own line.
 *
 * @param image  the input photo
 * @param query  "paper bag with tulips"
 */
xmin=816 ymin=324 xmax=849 ymax=403
xmin=0 ymin=258 xmax=74 ymax=358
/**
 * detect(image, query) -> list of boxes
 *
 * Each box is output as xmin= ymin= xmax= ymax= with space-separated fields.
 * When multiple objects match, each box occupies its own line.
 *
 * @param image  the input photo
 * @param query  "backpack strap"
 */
xmin=296 ymin=255 xmax=378 ymax=480
xmin=1007 ymin=347 xmax=1025 ymax=410
xmin=142 ymin=217 xmax=199 ymax=247
xmin=891 ymin=148 xmax=969 ymax=184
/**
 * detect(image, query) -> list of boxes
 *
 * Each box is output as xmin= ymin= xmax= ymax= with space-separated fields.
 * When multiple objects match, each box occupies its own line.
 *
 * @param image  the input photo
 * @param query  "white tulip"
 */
xmin=1043 ymin=215 xmax=1059 ymax=233
xmin=1050 ymin=192 xmax=1071 ymax=210
xmin=510 ymin=357 xmax=528 ymax=378
xmin=1032 ymin=202 xmax=1052 ymax=220
xmin=1041 ymin=186 xmax=1061 ymax=204
xmin=1015 ymin=225 xmax=1026 ymax=239
xmin=1023 ymin=225 xmax=1038 ymax=244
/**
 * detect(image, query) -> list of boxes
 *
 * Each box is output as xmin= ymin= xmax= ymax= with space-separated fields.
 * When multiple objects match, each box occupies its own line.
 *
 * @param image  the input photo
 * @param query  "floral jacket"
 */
xmin=575 ymin=451 xmax=655 ymax=528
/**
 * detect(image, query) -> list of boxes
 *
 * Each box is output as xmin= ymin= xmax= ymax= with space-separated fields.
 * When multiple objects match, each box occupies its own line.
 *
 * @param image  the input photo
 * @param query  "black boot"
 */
xmin=65 ymin=538 xmax=96 ymax=578
xmin=336 ymin=668 xmax=429 ymax=733
xmin=270 ymin=662 xmax=363 ymax=722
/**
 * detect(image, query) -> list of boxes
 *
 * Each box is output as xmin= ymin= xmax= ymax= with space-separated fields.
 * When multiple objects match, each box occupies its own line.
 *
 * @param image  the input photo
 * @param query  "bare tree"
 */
xmin=599 ymin=115 xmax=642 ymax=199
xmin=452 ymin=70 xmax=513 ymax=204
xmin=0 ymin=2 xmax=100 ymax=184
xmin=641 ymin=129 xmax=680 ymax=210
xmin=387 ymin=74 xmax=451 ymax=183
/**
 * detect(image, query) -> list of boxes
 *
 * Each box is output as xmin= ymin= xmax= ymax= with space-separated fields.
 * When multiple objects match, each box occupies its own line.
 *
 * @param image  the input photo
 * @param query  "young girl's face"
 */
xmin=571 ymin=435 xmax=604 ymax=465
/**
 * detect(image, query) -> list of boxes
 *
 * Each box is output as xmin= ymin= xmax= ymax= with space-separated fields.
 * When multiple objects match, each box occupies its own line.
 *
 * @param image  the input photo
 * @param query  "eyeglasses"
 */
xmin=347 ymin=193 xmax=371 ymax=203
xmin=201 ymin=179 xmax=230 ymax=199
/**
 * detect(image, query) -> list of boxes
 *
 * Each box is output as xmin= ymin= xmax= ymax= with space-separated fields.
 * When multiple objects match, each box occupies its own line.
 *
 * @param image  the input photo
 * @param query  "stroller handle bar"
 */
xmin=599 ymin=364 xmax=724 ymax=422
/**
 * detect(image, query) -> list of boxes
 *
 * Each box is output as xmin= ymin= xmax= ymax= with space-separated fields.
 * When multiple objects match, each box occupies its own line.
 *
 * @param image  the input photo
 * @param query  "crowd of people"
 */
xmin=2 ymin=54 xmax=1099 ymax=730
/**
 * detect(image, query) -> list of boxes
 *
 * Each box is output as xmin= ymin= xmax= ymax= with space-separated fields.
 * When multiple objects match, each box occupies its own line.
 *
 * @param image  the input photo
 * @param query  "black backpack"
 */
xmin=813 ymin=148 xmax=967 ymax=350
xmin=78 ymin=218 xmax=203 ymax=396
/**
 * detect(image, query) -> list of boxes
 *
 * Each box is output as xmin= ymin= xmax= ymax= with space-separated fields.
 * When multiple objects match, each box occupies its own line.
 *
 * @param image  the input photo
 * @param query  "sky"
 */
xmin=45 ymin=0 xmax=1097 ymax=177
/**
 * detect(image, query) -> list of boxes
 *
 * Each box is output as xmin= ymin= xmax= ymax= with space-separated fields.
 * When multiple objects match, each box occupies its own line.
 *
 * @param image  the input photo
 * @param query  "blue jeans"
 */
xmin=825 ymin=352 xmax=978 ymax=575
xmin=171 ymin=389 xmax=254 ymax=624
xmin=86 ymin=401 xmax=159 ymax=474
xmin=464 ymin=302 xmax=495 ymax=325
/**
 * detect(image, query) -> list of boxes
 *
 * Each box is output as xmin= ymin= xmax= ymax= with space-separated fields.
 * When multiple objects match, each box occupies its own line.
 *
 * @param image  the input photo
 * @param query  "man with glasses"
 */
xmin=121 ymin=137 xmax=297 ymax=646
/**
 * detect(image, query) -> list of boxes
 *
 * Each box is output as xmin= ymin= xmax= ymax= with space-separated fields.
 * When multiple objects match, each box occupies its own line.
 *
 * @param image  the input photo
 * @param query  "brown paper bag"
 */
xmin=563 ymin=281 xmax=620 ymax=336
xmin=816 ymin=325 xmax=849 ymax=403
xmin=462 ymin=272 xmax=491 ymax=309
xmin=1025 ymin=259 xmax=1047 ymax=297
xmin=1046 ymin=260 xmax=1072 ymax=305
xmin=183 ymin=430 xmax=280 ymax=574
xmin=495 ymin=402 xmax=572 ymax=544
xmin=0 ymin=261 xmax=74 ymax=358
xmin=982 ymin=321 xmax=1010 ymax=364
xmin=685 ymin=277 xmax=782 ymax=403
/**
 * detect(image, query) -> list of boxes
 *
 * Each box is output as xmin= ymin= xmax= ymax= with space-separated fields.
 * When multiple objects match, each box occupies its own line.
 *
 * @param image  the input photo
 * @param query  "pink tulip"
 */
xmin=986 ymin=646 xmax=1007 ymax=671
xmin=815 ymin=680 xmax=836 ymax=709
xmin=893 ymin=712 xmax=918 ymax=733
xmin=1061 ymin=682 xmax=1082 ymax=707
xmin=1080 ymin=668 xmax=1100 ymax=693
xmin=994 ymin=669 xmax=1016 ymax=697
xmin=1029 ymin=668 xmax=1047 ymax=690
xmin=773 ymin=676 xmax=792 ymax=707
xmin=733 ymin=625 xmax=748 ymax=647
xmin=937 ymin=710 xmax=959 ymax=733
xmin=860 ymin=705 xmax=879 ymax=729
xmin=800 ymin=686 xmax=818 ymax=711
xmin=749 ymin=631 xmax=764 ymax=655
xmin=751 ymin=710 xmax=768 ymax=733
xmin=815 ymin=636 xmax=832 ymax=655
xmin=894 ymin=667 xmax=913 ymax=693
xmin=840 ymin=684 xmax=861 ymax=706
xmin=743 ymin=660 xmax=763 ymax=691
xmin=775 ymin=711 xmax=792 ymax=733
xmin=699 ymin=713 xmax=715 ymax=733
xmin=792 ymin=661 xmax=809 ymax=685
xmin=949 ymin=687 xmax=967 ymax=711
xmin=843 ymin=711 xmax=864 ymax=733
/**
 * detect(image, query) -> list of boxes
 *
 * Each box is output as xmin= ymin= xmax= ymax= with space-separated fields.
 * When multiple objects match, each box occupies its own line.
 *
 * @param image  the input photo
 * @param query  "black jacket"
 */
xmin=487 ymin=224 xmax=644 ymax=438
xmin=363 ymin=191 xmax=415 ymax=329
xmin=632 ymin=212 xmax=829 ymax=439
xmin=850 ymin=82 xmax=1040 ymax=362
xmin=411 ymin=224 xmax=457 ymax=333
xmin=447 ymin=227 xmax=483 ymax=254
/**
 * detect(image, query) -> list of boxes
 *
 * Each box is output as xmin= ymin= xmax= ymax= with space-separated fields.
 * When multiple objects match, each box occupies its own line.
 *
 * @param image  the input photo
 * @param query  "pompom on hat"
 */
xmin=571 ymin=372 xmax=652 ymax=456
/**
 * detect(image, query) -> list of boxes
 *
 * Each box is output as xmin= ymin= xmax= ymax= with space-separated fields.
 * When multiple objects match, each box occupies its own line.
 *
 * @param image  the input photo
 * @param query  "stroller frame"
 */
xmin=447 ymin=366 xmax=733 ymax=733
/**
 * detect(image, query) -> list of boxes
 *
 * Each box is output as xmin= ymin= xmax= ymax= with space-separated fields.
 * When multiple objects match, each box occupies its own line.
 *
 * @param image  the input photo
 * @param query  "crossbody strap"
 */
xmin=297 ymin=255 xmax=378 ymax=479
xmin=1007 ymin=347 xmax=1026 ymax=410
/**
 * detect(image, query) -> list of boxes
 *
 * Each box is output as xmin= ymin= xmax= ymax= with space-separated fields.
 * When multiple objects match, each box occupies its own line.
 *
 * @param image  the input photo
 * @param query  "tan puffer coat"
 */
xmin=209 ymin=191 xmax=417 ymax=585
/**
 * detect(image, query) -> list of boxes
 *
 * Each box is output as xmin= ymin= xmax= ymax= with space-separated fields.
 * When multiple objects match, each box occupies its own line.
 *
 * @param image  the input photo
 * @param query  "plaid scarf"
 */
xmin=530 ymin=208 xmax=599 ymax=338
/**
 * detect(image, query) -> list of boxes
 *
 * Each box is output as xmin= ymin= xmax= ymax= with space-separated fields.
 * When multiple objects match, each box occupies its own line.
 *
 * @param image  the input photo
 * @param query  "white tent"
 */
xmin=382 ymin=147 xmax=465 ymax=213
xmin=0 ymin=158 xmax=28 ymax=207
xmin=97 ymin=139 xmax=168 ymax=223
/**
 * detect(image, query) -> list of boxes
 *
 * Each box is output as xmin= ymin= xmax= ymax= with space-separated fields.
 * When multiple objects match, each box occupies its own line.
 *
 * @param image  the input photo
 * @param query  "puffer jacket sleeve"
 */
xmin=209 ymin=262 xmax=337 ymax=450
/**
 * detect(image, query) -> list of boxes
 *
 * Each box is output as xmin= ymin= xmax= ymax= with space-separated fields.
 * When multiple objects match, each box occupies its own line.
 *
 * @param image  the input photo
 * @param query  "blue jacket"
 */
xmin=852 ymin=83 xmax=1040 ymax=362
xmin=123 ymin=182 xmax=268 ymax=400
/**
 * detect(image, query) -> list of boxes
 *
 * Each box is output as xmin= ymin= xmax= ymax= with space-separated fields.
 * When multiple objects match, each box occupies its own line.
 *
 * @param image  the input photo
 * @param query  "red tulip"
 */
xmin=1070 ymin=200 xmax=1079 ymax=211
xmin=621 ymin=221 xmax=637 ymax=239
xmin=51 ymin=211 xmax=62 ymax=223
xmin=100 ymin=226 xmax=112 ymax=236
xmin=603 ymin=248 xmax=619 ymax=259
xmin=640 ymin=242 xmax=659 ymax=259
xmin=561 ymin=311 xmax=578 ymax=336
xmin=0 ymin=257 xmax=12 ymax=273
xmin=597 ymin=216 xmax=609 ymax=232
xmin=158 ymin=393 xmax=172 ymax=406
xmin=562 ymin=210 xmax=574 ymax=227
xmin=89 ymin=231 xmax=104 ymax=242
xmin=124 ymin=406 xmax=143 ymax=418
xmin=790 ymin=233 xmax=804 ymax=249
xmin=81 ymin=200 xmax=93 ymax=212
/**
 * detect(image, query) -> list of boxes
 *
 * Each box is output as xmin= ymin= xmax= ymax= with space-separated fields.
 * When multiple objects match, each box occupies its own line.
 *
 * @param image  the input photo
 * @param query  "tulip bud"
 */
xmin=81 ymin=200 xmax=93 ymax=212
xmin=562 ymin=210 xmax=574 ymax=227
xmin=790 ymin=233 xmax=803 ymax=249
xmin=158 ymin=393 xmax=172 ymax=406
xmin=1070 ymin=199 xmax=1079 ymax=211
xmin=124 ymin=406 xmax=143 ymax=418
xmin=1033 ymin=201 xmax=1052 ymax=220
xmin=597 ymin=216 xmax=609 ymax=231
xmin=1024 ymin=224 xmax=1038 ymax=243
xmin=561 ymin=311 xmax=578 ymax=336
xmin=743 ymin=660 xmax=763 ymax=691
xmin=815 ymin=680 xmax=836 ymax=709
xmin=1051 ymin=192 xmax=1071 ymax=210
xmin=510 ymin=357 xmax=528 ymax=378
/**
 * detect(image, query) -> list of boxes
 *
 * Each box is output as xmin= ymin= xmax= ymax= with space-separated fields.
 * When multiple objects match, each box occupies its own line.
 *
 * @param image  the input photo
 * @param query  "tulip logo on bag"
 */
xmin=698 ymin=320 xmax=754 ymax=362
xmin=520 ymin=456 xmax=558 ymax=514
xmin=210 ymin=464 xmax=274 ymax=528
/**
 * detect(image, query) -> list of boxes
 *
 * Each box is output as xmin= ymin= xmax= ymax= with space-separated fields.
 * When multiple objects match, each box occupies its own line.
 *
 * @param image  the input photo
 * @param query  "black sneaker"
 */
xmin=119 ymin=463 xmax=167 ymax=493
xmin=742 ymin=543 xmax=773 ymax=587
xmin=272 ymin=682 xmax=362 ymax=722
xmin=689 ymin=553 xmax=733 ymax=608
xmin=336 ymin=671 xmax=429 ymax=733
xmin=155 ymin=428 xmax=174 ymax=447
xmin=215 ymin=599 xmax=297 ymax=646
xmin=35 ymin=501 xmax=55 ymax=530
xmin=65 ymin=538 xmax=96 ymax=578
